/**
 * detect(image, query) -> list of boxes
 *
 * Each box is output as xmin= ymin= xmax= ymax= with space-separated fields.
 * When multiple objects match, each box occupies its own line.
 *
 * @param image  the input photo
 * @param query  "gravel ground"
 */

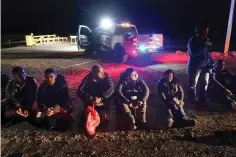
xmin=1 ymin=50 xmax=236 ymax=157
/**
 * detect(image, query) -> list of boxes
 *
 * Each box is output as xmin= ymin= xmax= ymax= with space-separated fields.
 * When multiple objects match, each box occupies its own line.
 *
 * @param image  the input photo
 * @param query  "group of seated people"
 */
xmin=1 ymin=59 xmax=235 ymax=132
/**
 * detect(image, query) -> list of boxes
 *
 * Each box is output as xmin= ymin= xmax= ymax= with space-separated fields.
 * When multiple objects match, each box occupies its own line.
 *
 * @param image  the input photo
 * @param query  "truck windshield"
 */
xmin=114 ymin=26 xmax=137 ymax=35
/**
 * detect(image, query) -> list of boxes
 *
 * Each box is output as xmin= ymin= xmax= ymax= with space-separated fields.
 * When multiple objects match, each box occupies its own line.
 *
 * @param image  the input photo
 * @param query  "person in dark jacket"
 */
xmin=77 ymin=65 xmax=114 ymax=124
xmin=1 ymin=67 xmax=37 ymax=126
xmin=158 ymin=69 xmax=197 ymax=128
xmin=1 ymin=73 xmax=9 ymax=100
xmin=208 ymin=60 xmax=236 ymax=109
xmin=213 ymin=60 xmax=236 ymax=94
xmin=187 ymin=25 xmax=212 ymax=105
xmin=116 ymin=68 xmax=149 ymax=130
xmin=36 ymin=68 xmax=74 ymax=130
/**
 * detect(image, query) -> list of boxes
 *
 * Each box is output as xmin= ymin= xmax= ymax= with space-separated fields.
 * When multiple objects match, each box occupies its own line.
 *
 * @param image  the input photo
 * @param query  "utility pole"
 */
xmin=224 ymin=0 xmax=235 ymax=53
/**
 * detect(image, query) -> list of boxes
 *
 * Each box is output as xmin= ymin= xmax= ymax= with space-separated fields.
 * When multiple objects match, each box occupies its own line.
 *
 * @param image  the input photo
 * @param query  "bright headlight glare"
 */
xmin=101 ymin=18 xmax=113 ymax=29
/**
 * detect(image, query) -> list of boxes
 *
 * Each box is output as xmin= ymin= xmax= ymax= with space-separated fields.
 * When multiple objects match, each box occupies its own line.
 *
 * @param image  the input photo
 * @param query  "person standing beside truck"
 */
xmin=187 ymin=25 xmax=212 ymax=106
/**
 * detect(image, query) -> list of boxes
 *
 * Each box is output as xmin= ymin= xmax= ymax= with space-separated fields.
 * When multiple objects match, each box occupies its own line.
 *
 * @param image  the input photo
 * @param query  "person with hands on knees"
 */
xmin=157 ymin=69 xmax=197 ymax=128
xmin=116 ymin=68 xmax=149 ymax=130
xmin=77 ymin=65 xmax=114 ymax=125
xmin=36 ymin=68 xmax=74 ymax=130
xmin=1 ymin=67 xmax=37 ymax=127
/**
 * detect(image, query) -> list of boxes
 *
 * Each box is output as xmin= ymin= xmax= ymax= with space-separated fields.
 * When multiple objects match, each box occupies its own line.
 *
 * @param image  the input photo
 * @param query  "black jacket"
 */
xmin=213 ymin=69 xmax=236 ymax=94
xmin=4 ymin=76 xmax=37 ymax=111
xmin=116 ymin=77 xmax=149 ymax=104
xmin=157 ymin=77 xmax=184 ymax=105
xmin=77 ymin=72 xmax=114 ymax=102
xmin=37 ymin=74 xmax=72 ymax=111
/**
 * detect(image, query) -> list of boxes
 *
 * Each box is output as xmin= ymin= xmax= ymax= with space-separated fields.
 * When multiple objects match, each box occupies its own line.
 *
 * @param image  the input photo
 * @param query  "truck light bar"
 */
xmin=122 ymin=23 xmax=130 ymax=27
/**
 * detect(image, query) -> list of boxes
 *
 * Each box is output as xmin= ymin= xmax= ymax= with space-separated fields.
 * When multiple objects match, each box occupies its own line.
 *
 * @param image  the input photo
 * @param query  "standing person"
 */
xmin=36 ymin=68 xmax=74 ymax=131
xmin=1 ymin=67 xmax=37 ymax=126
xmin=187 ymin=25 xmax=212 ymax=105
xmin=77 ymin=65 xmax=114 ymax=125
xmin=157 ymin=69 xmax=197 ymax=128
xmin=116 ymin=68 xmax=149 ymax=130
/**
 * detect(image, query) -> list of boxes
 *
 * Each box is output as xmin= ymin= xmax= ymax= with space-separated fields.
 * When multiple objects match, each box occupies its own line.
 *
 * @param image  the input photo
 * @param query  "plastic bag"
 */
xmin=85 ymin=104 xmax=100 ymax=135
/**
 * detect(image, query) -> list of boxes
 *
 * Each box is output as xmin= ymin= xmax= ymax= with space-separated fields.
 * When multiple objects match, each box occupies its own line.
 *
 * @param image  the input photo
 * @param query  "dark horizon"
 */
xmin=1 ymin=0 xmax=236 ymax=51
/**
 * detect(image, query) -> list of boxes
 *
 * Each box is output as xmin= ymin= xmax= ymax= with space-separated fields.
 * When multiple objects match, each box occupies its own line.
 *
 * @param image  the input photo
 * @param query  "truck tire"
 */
xmin=114 ymin=45 xmax=127 ymax=63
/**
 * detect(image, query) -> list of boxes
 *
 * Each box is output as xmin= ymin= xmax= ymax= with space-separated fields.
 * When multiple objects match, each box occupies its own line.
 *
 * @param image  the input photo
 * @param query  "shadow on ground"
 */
xmin=176 ymin=130 xmax=236 ymax=146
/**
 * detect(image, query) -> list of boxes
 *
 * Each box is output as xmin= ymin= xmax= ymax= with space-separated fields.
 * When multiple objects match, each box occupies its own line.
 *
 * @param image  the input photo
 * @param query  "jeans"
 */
xmin=167 ymin=106 xmax=188 ymax=121
xmin=122 ymin=102 xmax=147 ymax=124
xmin=188 ymin=67 xmax=210 ymax=103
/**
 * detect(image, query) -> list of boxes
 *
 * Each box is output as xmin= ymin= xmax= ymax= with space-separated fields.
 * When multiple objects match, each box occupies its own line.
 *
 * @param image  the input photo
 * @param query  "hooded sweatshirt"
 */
xmin=37 ymin=74 xmax=72 ymax=111
xmin=5 ymin=76 xmax=37 ymax=111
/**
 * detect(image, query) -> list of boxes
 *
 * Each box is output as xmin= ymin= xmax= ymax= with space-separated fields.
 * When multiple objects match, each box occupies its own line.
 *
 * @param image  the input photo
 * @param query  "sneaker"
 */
xmin=130 ymin=123 xmax=137 ymax=130
xmin=167 ymin=118 xmax=174 ymax=128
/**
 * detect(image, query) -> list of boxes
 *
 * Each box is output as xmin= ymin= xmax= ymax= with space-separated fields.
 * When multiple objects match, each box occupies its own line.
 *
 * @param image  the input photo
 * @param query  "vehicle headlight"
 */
xmin=101 ymin=18 xmax=113 ymax=29
xmin=139 ymin=44 xmax=146 ymax=51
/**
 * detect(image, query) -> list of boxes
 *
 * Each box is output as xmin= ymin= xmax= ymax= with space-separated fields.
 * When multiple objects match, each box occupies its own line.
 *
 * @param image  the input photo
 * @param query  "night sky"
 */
xmin=2 ymin=0 xmax=236 ymax=50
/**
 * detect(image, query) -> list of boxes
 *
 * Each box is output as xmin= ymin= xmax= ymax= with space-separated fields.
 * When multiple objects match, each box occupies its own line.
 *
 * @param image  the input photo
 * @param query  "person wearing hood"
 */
xmin=116 ymin=68 xmax=149 ymax=130
xmin=77 ymin=65 xmax=114 ymax=124
xmin=157 ymin=69 xmax=197 ymax=128
xmin=36 ymin=68 xmax=74 ymax=130
xmin=187 ymin=25 xmax=213 ymax=105
xmin=1 ymin=67 xmax=37 ymax=126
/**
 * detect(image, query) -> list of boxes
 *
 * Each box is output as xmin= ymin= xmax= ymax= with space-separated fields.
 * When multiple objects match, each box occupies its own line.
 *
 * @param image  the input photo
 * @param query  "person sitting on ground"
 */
xmin=1 ymin=72 xmax=9 ymax=100
xmin=116 ymin=68 xmax=149 ymax=130
xmin=1 ymin=67 xmax=37 ymax=126
xmin=77 ymin=65 xmax=114 ymax=126
xmin=157 ymin=69 xmax=196 ymax=128
xmin=208 ymin=60 xmax=236 ymax=110
xmin=36 ymin=68 xmax=74 ymax=130
xmin=213 ymin=59 xmax=236 ymax=94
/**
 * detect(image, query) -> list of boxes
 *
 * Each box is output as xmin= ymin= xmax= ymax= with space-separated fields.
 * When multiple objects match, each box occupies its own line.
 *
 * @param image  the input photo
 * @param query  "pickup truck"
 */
xmin=77 ymin=23 xmax=164 ymax=63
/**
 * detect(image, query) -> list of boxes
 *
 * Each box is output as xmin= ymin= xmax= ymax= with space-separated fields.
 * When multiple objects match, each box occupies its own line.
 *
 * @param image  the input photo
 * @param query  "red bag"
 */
xmin=85 ymin=104 xmax=100 ymax=135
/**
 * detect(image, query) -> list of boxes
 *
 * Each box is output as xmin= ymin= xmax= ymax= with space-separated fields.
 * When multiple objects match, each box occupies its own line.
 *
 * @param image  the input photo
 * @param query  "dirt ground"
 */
xmin=1 ymin=47 xmax=236 ymax=157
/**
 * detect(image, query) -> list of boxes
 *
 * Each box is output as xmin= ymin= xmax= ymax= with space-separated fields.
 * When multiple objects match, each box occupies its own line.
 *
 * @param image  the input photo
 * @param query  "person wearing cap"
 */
xmin=1 ymin=66 xmax=37 ymax=126
xmin=36 ymin=68 xmax=74 ymax=130
xmin=77 ymin=65 xmax=114 ymax=125
xmin=116 ymin=68 xmax=149 ymax=130
xmin=187 ymin=25 xmax=213 ymax=106
xmin=157 ymin=69 xmax=197 ymax=128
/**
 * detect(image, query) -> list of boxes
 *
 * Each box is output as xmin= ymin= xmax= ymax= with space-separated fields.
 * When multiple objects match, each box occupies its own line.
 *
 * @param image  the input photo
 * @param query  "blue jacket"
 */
xmin=187 ymin=35 xmax=211 ymax=70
